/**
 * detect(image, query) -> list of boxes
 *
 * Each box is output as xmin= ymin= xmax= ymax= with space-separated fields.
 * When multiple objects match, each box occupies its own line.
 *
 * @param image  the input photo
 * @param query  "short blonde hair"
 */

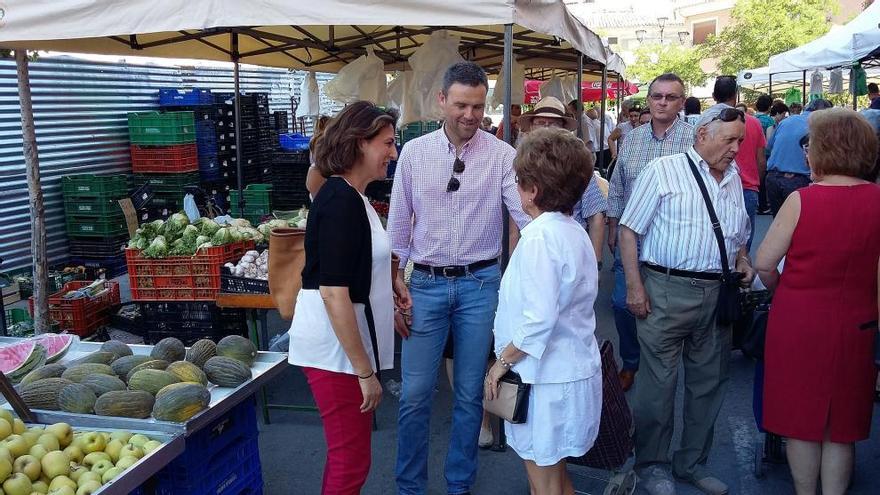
xmin=514 ymin=128 xmax=594 ymax=214
xmin=808 ymin=108 xmax=878 ymax=180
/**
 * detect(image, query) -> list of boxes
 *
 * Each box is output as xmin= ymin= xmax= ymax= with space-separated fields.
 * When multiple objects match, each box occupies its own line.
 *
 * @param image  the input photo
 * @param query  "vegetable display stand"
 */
xmin=126 ymin=240 xmax=255 ymax=301
xmin=130 ymin=144 xmax=199 ymax=173
xmin=28 ymin=280 xmax=121 ymax=336
xmin=128 ymin=112 xmax=196 ymax=145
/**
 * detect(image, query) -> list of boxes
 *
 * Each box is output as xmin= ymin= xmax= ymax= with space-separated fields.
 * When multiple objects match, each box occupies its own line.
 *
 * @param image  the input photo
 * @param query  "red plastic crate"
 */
xmin=126 ymin=241 xmax=254 ymax=301
xmin=130 ymin=144 xmax=199 ymax=173
xmin=28 ymin=280 xmax=121 ymax=336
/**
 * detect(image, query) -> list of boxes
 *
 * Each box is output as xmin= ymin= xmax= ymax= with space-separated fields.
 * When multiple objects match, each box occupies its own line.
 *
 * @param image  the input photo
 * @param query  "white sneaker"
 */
xmin=478 ymin=426 xmax=493 ymax=448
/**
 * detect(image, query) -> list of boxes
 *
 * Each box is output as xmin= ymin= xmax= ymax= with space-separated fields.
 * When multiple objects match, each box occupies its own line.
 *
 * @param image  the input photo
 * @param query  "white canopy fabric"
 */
xmin=739 ymin=65 xmax=880 ymax=87
xmin=0 ymin=0 xmax=624 ymax=74
xmin=768 ymin=2 xmax=880 ymax=74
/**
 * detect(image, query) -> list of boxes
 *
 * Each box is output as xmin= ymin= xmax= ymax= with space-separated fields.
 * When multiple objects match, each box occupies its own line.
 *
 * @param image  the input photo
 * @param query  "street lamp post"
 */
xmin=678 ymin=31 xmax=690 ymax=45
xmin=657 ymin=16 xmax=668 ymax=43
xmin=636 ymin=29 xmax=646 ymax=43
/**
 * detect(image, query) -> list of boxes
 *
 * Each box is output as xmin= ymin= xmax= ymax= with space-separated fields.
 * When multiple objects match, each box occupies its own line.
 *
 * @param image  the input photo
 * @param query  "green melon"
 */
xmin=151 ymin=337 xmax=185 ymax=363
xmin=61 ymin=363 xmax=114 ymax=383
xmin=93 ymin=390 xmax=155 ymax=419
xmin=19 ymin=378 xmax=74 ymax=410
xmin=185 ymin=339 xmax=216 ymax=368
xmin=152 ymin=383 xmax=211 ymax=422
xmin=100 ymin=340 xmax=133 ymax=360
xmin=165 ymin=361 xmax=208 ymax=386
xmin=20 ymin=363 xmax=67 ymax=385
xmin=110 ymin=355 xmax=153 ymax=381
xmin=58 ymin=383 xmax=97 ymax=414
xmin=203 ymin=356 xmax=252 ymax=388
xmin=215 ymin=335 xmax=257 ymax=367
xmin=80 ymin=374 xmax=127 ymax=396
xmin=125 ymin=360 xmax=169 ymax=383
xmin=69 ymin=351 xmax=117 ymax=366
xmin=127 ymin=369 xmax=180 ymax=396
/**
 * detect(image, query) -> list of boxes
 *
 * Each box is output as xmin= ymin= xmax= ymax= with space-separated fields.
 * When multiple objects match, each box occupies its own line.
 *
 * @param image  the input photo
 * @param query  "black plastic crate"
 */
xmin=221 ymin=274 xmax=269 ymax=294
xmin=69 ymin=255 xmax=128 ymax=279
xmin=273 ymin=111 xmax=288 ymax=133
xmin=69 ymin=235 xmax=128 ymax=258
xmin=139 ymin=302 xmax=248 ymax=345
xmin=273 ymin=150 xmax=310 ymax=165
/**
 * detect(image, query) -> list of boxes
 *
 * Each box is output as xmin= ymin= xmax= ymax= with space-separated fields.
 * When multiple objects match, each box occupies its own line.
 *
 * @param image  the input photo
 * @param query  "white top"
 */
xmin=288 ymin=194 xmax=395 ymax=373
xmin=586 ymin=114 xmax=616 ymax=151
xmin=619 ymin=147 xmax=751 ymax=272
xmin=493 ymin=212 xmax=601 ymax=384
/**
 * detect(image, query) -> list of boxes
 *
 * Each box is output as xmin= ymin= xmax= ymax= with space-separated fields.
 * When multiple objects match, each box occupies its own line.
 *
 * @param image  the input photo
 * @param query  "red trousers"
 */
xmin=303 ymin=367 xmax=373 ymax=495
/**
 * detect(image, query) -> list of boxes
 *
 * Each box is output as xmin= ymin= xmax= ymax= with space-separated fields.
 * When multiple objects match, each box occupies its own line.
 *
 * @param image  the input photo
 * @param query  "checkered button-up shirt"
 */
xmin=388 ymin=128 xmax=531 ymax=268
xmin=607 ymin=119 xmax=695 ymax=219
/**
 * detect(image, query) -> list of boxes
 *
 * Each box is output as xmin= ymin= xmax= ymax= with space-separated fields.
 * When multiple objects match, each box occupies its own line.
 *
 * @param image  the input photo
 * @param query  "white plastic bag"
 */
xmin=324 ymin=47 xmax=387 ymax=104
xmin=539 ymin=75 xmax=568 ymax=103
xmin=296 ymin=71 xmax=320 ymax=117
xmin=183 ymin=194 xmax=200 ymax=223
xmin=406 ymin=30 xmax=465 ymax=122
xmin=489 ymin=57 xmax=525 ymax=110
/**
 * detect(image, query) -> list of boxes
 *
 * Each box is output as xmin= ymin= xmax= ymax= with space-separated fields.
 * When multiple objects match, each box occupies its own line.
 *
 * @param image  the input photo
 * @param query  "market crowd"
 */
xmin=285 ymin=61 xmax=880 ymax=495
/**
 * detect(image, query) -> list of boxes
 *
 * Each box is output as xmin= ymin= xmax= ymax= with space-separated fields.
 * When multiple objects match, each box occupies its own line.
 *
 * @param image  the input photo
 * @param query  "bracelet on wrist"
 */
xmin=357 ymin=371 xmax=375 ymax=380
xmin=498 ymin=355 xmax=514 ymax=369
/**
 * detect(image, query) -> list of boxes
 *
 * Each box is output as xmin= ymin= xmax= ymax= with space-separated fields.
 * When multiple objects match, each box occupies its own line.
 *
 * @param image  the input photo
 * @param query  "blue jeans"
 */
xmin=396 ymin=264 xmax=501 ymax=495
xmin=743 ymin=189 xmax=759 ymax=252
xmin=612 ymin=247 xmax=640 ymax=371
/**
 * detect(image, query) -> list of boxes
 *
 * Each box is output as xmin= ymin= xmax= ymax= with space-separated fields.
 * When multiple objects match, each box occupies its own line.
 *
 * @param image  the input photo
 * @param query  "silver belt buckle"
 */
xmin=442 ymin=266 xmax=456 ymax=278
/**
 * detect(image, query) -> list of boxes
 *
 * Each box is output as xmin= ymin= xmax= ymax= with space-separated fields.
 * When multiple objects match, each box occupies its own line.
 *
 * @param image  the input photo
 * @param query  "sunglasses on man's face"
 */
xmin=446 ymin=157 xmax=466 ymax=192
xmin=710 ymin=107 xmax=746 ymax=124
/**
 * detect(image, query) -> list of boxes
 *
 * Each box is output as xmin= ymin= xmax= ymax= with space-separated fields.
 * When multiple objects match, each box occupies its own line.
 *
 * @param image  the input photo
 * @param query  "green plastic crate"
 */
xmin=62 ymin=174 xmax=129 ymax=198
xmin=64 ymin=196 xmax=124 ymax=217
xmin=132 ymin=172 xmax=200 ymax=194
xmin=66 ymin=214 xmax=128 ymax=237
xmin=128 ymin=111 xmax=196 ymax=145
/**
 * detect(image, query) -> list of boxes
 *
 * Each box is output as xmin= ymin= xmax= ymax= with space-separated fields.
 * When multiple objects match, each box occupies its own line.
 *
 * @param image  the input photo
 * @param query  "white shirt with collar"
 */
xmin=619 ymin=147 xmax=751 ymax=272
xmin=493 ymin=211 xmax=601 ymax=384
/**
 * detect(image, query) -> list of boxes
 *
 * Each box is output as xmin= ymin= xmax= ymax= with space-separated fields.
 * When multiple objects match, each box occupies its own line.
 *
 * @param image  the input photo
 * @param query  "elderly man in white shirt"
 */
xmin=586 ymin=107 xmax=616 ymax=174
xmin=618 ymin=106 xmax=755 ymax=495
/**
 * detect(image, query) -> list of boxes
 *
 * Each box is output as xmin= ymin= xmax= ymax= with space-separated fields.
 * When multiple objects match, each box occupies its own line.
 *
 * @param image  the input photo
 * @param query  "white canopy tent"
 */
xmin=0 ymin=0 xmax=626 ymax=331
xmin=768 ymin=2 xmax=880 ymax=74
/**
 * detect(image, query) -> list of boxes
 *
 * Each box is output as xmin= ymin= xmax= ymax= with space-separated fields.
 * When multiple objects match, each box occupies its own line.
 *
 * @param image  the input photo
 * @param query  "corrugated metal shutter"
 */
xmin=0 ymin=55 xmax=339 ymax=273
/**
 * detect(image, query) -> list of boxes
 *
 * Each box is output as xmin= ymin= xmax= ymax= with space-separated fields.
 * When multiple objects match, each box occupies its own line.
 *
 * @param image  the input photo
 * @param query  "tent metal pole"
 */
xmin=232 ymin=33 xmax=245 ymax=215
xmin=501 ymin=23 xmax=513 ymax=272
xmin=15 ymin=50 xmax=49 ymax=334
xmin=802 ymin=70 xmax=807 ymax=105
xmin=769 ymin=73 xmax=773 ymax=98
xmin=616 ymin=73 xmax=622 ymax=117
xmin=599 ymin=64 xmax=608 ymax=172
xmin=576 ymin=52 xmax=584 ymax=139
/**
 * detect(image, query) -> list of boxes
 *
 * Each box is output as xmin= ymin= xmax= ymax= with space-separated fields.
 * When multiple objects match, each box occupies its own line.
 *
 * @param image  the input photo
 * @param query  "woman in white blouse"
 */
xmin=484 ymin=128 xmax=603 ymax=494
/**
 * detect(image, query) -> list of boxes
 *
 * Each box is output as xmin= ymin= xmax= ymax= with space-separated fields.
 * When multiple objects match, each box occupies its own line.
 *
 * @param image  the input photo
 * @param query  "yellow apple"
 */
xmin=141 ymin=440 xmax=162 ymax=454
xmin=67 ymin=466 xmax=88 ymax=484
xmin=0 ymin=409 xmax=14 ymax=426
xmin=108 ymin=431 xmax=132 ymax=444
xmin=113 ymin=456 xmax=138 ymax=470
xmin=40 ymin=451 xmax=69 ymax=479
xmin=44 ymin=425 xmax=72 ymax=450
xmin=126 ymin=435 xmax=149 ymax=449
xmin=48 ymin=487 xmax=75 ymax=495
xmin=3 ymin=472 xmax=33 ymax=495
xmin=27 ymin=445 xmax=48 ymax=461
xmin=0 ymin=457 xmax=12 ymax=482
xmin=32 ymin=479 xmax=49 ymax=494
xmin=77 ymin=435 xmax=104 ymax=456
xmin=80 ymin=453 xmax=109 ymax=469
xmin=100 ymin=466 xmax=122 ymax=484
xmin=19 ymin=431 xmax=41 ymax=449
xmin=88 ymin=460 xmax=112 ymax=478
xmin=48 ymin=476 xmax=76 ymax=492
xmin=4 ymin=435 xmax=30 ymax=458
xmin=102 ymin=440 xmax=123 ymax=464
xmin=61 ymin=446 xmax=82 ymax=465
xmin=36 ymin=435 xmax=59 ymax=453
xmin=75 ymin=479 xmax=101 ymax=495
xmin=0 ymin=418 xmax=13 ymax=442
xmin=11 ymin=419 xmax=24 ymax=436
xmin=118 ymin=445 xmax=143 ymax=460
xmin=74 ymin=471 xmax=100 ymax=488
xmin=13 ymin=455 xmax=41 ymax=482
xmin=0 ymin=446 xmax=13 ymax=464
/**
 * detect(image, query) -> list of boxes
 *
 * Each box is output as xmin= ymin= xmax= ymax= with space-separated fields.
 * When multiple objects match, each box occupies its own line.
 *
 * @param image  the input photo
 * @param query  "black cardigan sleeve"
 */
xmin=316 ymin=188 xmax=365 ymax=288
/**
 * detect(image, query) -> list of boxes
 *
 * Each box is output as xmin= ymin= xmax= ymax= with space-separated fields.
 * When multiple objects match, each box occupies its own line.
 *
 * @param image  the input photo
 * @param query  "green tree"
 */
xmin=706 ymin=0 xmax=839 ymax=74
xmin=628 ymin=43 xmax=708 ymax=89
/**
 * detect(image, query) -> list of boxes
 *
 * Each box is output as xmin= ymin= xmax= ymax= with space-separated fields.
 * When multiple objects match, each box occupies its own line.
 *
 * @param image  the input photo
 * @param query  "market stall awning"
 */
xmin=0 ymin=0 xmax=625 ymax=75
xmin=523 ymin=78 xmax=638 ymax=104
xmin=768 ymin=1 xmax=880 ymax=75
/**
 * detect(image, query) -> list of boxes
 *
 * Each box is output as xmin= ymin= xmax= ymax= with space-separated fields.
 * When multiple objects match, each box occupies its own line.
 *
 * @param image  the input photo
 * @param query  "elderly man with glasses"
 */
xmin=606 ymin=73 xmax=695 ymax=394
xmin=388 ymin=61 xmax=531 ymax=495
xmin=618 ymin=105 xmax=755 ymax=495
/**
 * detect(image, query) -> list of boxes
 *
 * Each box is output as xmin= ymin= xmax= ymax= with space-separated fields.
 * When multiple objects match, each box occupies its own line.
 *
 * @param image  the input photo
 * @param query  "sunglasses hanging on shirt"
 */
xmin=447 ymin=157 xmax=466 ymax=192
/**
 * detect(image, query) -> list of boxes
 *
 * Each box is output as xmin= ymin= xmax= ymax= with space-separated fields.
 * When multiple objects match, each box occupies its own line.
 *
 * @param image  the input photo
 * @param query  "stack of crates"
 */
xmin=129 ymin=109 xmax=200 ymax=211
xmin=230 ymin=184 xmax=272 ymax=225
xmin=62 ymin=174 xmax=130 ymax=277
xmin=158 ymin=88 xmax=222 ymax=183
xmin=398 ymin=120 xmax=442 ymax=146
xmin=271 ymin=150 xmax=311 ymax=209
xmin=221 ymin=93 xmax=276 ymax=186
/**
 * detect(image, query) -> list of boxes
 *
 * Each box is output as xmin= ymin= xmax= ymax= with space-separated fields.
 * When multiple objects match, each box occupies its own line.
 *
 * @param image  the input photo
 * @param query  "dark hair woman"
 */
xmin=288 ymin=101 xmax=400 ymax=493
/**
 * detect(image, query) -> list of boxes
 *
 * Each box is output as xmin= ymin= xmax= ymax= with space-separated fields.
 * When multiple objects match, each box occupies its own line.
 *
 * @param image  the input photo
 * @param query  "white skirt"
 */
xmin=505 ymin=373 xmax=603 ymax=467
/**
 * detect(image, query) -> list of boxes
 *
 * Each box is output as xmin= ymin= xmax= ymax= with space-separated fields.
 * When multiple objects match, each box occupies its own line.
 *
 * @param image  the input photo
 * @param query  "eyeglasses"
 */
xmin=446 ymin=157 xmax=466 ymax=192
xmin=531 ymin=118 xmax=564 ymax=129
xmin=709 ymin=107 xmax=746 ymax=124
xmin=649 ymin=93 xmax=682 ymax=102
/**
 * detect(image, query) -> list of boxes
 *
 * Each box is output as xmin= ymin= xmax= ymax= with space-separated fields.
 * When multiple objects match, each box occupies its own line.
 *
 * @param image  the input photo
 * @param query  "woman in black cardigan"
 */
xmin=287 ymin=101 xmax=403 ymax=494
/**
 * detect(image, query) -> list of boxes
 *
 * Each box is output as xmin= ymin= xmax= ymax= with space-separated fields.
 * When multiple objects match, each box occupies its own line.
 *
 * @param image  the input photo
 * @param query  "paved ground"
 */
xmin=255 ymin=214 xmax=880 ymax=495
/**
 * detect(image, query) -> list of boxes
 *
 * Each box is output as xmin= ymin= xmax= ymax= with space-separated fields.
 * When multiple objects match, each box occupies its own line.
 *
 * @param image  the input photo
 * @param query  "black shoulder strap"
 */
xmin=364 ymin=301 xmax=382 ymax=381
xmin=684 ymin=153 xmax=730 ymax=275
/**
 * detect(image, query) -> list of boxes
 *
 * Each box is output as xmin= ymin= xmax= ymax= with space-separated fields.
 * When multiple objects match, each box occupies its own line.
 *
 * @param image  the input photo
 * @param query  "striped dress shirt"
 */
xmin=619 ymin=147 xmax=751 ymax=272
xmin=607 ymin=119 xmax=695 ymax=219
xmin=388 ymin=128 xmax=531 ymax=268
xmin=573 ymin=177 xmax=607 ymax=226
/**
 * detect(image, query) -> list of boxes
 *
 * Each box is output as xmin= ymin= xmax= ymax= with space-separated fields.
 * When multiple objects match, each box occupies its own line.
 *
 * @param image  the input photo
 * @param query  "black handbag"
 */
xmin=685 ymin=154 xmax=747 ymax=326
xmin=483 ymin=370 xmax=531 ymax=424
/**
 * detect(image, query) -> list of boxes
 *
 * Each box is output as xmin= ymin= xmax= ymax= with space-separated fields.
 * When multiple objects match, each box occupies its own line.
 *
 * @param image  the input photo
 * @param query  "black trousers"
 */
xmin=766 ymin=170 xmax=811 ymax=216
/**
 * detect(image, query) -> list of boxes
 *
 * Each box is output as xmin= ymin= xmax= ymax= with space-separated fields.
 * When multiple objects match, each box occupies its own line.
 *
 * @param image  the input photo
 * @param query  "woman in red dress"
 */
xmin=756 ymin=107 xmax=880 ymax=495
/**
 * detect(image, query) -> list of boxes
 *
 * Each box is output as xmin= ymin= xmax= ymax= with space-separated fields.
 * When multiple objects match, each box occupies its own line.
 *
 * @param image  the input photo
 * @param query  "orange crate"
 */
xmin=28 ymin=280 xmax=121 ymax=336
xmin=130 ymin=144 xmax=199 ymax=173
xmin=126 ymin=240 xmax=254 ymax=301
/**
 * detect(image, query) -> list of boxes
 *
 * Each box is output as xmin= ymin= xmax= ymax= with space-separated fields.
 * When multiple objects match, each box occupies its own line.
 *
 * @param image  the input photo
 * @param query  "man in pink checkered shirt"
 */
xmin=388 ymin=61 xmax=530 ymax=495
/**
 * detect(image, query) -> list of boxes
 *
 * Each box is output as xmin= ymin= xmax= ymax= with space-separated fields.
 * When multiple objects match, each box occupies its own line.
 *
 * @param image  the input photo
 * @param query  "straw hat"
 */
xmin=519 ymin=96 xmax=578 ymax=132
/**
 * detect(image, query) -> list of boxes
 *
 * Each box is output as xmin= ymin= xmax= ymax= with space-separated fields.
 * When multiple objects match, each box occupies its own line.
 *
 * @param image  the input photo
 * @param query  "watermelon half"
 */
xmin=0 ymin=340 xmax=47 ymax=382
xmin=30 ymin=333 xmax=77 ymax=363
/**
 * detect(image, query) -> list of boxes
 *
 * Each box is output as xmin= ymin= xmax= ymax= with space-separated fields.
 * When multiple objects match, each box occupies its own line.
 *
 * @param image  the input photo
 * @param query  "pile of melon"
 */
xmin=8 ymin=335 xmax=258 ymax=423
xmin=0 ymin=413 xmax=164 ymax=495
